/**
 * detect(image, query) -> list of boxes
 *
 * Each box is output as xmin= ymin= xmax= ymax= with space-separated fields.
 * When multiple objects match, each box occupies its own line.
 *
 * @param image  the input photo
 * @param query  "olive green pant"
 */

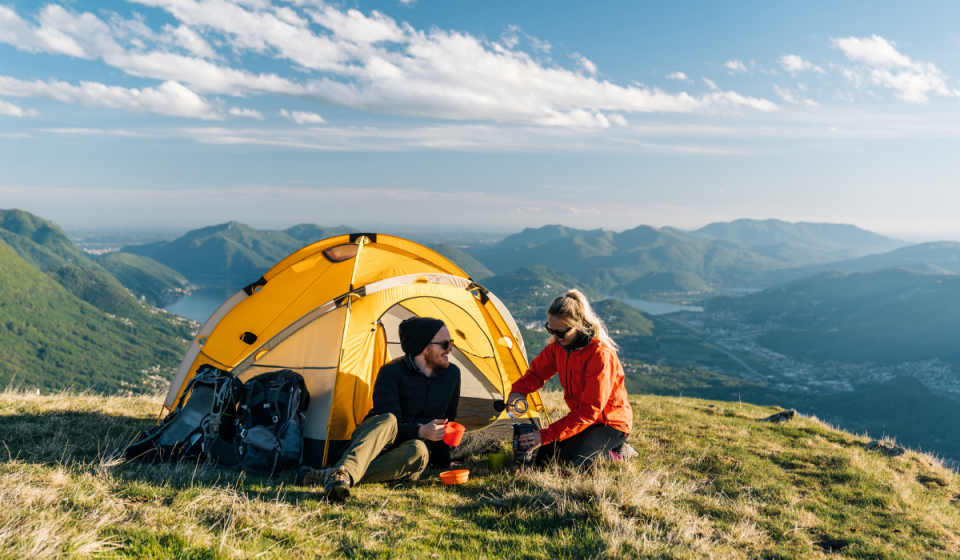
xmin=336 ymin=413 xmax=430 ymax=486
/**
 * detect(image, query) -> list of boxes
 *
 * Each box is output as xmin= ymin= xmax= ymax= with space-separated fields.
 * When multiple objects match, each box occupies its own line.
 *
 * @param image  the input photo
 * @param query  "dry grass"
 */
xmin=0 ymin=387 xmax=958 ymax=558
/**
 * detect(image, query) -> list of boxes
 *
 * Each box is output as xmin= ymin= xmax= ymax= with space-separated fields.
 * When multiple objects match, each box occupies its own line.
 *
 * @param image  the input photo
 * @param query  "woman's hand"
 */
xmin=507 ymin=392 xmax=526 ymax=408
xmin=518 ymin=430 xmax=542 ymax=450
xmin=418 ymin=419 xmax=447 ymax=441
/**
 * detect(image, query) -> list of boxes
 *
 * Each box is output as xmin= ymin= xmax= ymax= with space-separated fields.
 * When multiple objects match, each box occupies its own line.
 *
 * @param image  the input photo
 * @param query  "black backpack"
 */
xmin=233 ymin=370 xmax=310 ymax=476
xmin=125 ymin=364 xmax=242 ymax=464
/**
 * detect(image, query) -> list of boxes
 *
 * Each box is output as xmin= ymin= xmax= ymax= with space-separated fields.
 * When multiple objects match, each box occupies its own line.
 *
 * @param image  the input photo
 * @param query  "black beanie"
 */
xmin=398 ymin=317 xmax=446 ymax=357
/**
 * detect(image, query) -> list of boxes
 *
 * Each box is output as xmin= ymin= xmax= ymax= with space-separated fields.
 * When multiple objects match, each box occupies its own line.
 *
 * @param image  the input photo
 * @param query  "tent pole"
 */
xmin=322 ymin=235 xmax=368 ymax=466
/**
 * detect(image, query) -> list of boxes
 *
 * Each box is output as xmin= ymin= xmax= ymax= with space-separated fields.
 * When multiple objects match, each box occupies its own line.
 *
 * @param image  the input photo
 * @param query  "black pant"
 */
xmin=534 ymin=424 xmax=627 ymax=468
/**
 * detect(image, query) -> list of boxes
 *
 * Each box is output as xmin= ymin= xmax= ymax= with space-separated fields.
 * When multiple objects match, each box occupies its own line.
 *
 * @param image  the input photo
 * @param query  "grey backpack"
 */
xmin=125 ymin=364 xmax=242 ymax=464
xmin=232 ymin=370 xmax=310 ymax=476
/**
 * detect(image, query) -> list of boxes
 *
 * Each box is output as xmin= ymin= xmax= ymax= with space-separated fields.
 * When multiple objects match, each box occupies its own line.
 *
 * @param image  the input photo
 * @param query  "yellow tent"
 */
xmin=163 ymin=233 xmax=543 ymax=466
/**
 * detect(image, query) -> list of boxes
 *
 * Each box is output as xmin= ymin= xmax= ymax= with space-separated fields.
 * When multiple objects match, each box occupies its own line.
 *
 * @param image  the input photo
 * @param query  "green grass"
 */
xmin=1 ymin=389 xmax=957 ymax=558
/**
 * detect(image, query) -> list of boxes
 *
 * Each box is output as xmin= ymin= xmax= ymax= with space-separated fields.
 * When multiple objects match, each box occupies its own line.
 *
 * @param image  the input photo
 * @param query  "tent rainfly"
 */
xmin=163 ymin=233 xmax=544 ymax=466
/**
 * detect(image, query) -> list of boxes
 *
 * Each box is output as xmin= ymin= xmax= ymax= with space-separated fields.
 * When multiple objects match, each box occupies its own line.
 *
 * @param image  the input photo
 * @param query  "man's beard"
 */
xmin=425 ymin=352 xmax=449 ymax=370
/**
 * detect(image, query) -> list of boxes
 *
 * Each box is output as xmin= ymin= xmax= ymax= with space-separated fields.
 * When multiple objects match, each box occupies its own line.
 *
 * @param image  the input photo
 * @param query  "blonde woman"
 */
xmin=507 ymin=290 xmax=633 ymax=467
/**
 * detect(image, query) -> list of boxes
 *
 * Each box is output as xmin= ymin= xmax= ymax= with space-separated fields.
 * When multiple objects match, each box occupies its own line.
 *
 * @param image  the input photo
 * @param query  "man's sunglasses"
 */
xmin=544 ymin=324 xmax=573 ymax=338
xmin=429 ymin=340 xmax=456 ymax=350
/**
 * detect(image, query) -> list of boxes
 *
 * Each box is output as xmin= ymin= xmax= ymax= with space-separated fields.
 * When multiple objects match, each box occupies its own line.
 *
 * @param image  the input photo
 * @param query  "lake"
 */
xmin=164 ymin=286 xmax=239 ymax=323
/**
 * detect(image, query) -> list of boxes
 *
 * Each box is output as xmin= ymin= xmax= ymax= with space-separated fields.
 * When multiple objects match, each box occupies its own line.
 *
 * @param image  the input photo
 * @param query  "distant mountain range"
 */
xmin=471 ymin=224 xmax=785 ymax=293
xmin=94 ymin=217 xmax=934 ymax=300
xmin=688 ymin=218 xmax=909 ymax=262
xmin=122 ymin=221 xmax=358 ymax=281
xmin=757 ymin=241 xmax=960 ymax=285
xmin=467 ymin=220 xmax=927 ymax=294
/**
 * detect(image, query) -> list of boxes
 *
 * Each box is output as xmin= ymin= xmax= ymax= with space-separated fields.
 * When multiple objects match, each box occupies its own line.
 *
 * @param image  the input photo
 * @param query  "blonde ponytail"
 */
xmin=547 ymin=289 xmax=619 ymax=351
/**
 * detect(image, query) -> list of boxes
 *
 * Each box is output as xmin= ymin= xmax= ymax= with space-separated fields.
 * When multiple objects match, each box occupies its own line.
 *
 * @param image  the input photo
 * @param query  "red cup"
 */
xmin=443 ymin=421 xmax=465 ymax=447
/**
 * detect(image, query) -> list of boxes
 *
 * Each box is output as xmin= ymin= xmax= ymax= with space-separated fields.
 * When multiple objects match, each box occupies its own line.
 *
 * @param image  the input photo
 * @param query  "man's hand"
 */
xmin=418 ymin=419 xmax=446 ymax=441
xmin=518 ymin=430 xmax=542 ymax=450
xmin=507 ymin=392 xmax=526 ymax=408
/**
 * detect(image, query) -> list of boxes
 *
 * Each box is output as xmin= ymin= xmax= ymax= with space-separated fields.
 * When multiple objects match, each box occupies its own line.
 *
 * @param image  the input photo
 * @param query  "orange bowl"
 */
xmin=439 ymin=469 xmax=469 ymax=485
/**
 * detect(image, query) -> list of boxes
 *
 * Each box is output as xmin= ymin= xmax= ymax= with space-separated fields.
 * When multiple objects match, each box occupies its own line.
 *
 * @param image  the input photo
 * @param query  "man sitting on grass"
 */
xmin=297 ymin=317 xmax=461 ymax=501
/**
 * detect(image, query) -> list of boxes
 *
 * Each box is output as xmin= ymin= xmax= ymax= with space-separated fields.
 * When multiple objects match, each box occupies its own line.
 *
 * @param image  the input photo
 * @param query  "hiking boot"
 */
xmin=295 ymin=466 xmax=330 ymax=487
xmin=613 ymin=442 xmax=639 ymax=461
xmin=324 ymin=467 xmax=353 ymax=501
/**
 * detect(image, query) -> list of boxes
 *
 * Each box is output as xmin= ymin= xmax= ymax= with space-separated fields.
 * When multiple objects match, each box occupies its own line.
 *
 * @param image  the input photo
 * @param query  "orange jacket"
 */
xmin=511 ymin=338 xmax=632 ymax=445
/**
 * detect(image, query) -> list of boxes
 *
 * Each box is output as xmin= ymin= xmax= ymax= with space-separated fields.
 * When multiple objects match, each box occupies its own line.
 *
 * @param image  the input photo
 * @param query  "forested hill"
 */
xmin=122 ymin=221 xmax=358 ymax=281
xmin=0 ymin=241 xmax=195 ymax=392
xmin=0 ymin=208 xmax=100 ymax=271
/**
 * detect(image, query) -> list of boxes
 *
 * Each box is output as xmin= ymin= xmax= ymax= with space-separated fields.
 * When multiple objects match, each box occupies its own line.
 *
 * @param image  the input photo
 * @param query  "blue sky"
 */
xmin=1 ymin=0 xmax=959 ymax=237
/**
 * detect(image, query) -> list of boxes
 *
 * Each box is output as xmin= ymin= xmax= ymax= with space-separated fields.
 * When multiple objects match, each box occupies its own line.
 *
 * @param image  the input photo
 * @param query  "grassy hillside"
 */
xmin=708 ymin=268 xmax=960 ymax=366
xmin=97 ymin=252 xmax=189 ymax=306
xmin=0 ymin=389 xmax=957 ymax=558
xmin=0 ymin=208 xmax=100 ymax=271
xmin=430 ymin=243 xmax=494 ymax=280
xmin=0 ymin=243 xmax=196 ymax=393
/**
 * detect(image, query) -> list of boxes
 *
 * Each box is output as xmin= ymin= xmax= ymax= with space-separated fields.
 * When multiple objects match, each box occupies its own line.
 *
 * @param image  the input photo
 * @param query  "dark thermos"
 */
xmin=512 ymin=422 xmax=537 ymax=465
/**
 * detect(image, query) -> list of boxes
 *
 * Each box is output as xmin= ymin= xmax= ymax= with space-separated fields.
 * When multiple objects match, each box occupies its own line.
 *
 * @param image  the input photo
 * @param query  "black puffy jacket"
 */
xmin=364 ymin=355 xmax=461 ymax=444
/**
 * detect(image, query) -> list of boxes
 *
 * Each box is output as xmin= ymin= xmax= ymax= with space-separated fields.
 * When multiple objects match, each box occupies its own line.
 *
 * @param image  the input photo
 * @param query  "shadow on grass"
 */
xmin=0 ymin=409 xmax=154 ymax=465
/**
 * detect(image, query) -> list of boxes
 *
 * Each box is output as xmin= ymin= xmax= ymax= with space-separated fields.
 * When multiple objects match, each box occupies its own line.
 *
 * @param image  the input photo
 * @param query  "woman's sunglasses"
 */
xmin=544 ymin=324 xmax=573 ymax=338
xmin=428 ymin=340 xmax=456 ymax=350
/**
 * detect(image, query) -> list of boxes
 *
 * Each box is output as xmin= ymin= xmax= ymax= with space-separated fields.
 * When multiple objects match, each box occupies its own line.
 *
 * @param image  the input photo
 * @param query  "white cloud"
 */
xmin=0 ymin=98 xmax=39 ymax=117
xmin=228 ymin=107 xmax=264 ymax=119
xmin=773 ymin=85 xmax=820 ymax=108
xmin=162 ymin=24 xmax=219 ymax=59
xmin=833 ymin=35 xmax=959 ymax=103
xmin=833 ymin=35 xmax=911 ymax=68
xmin=0 ymin=76 xmax=259 ymax=120
xmin=778 ymin=54 xmax=824 ymax=75
xmin=703 ymin=78 xmax=719 ymax=91
xmin=666 ymin=72 xmax=690 ymax=82
xmin=608 ymin=114 xmax=628 ymax=126
xmin=280 ymin=109 xmax=326 ymax=124
xmin=0 ymin=2 xmax=778 ymax=127
xmin=725 ymin=59 xmax=747 ymax=73
xmin=570 ymin=53 xmax=598 ymax=75
xmin=43 ymin=128 xmax=145 ymax=136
